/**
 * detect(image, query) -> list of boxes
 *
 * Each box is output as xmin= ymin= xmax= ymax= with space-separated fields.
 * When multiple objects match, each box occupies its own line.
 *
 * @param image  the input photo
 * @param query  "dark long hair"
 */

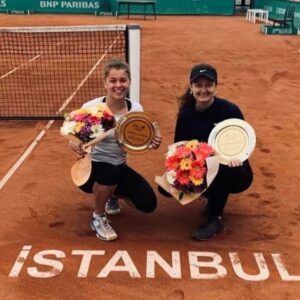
xmin=178 ymin=63 xmax=218 ymax=113
xmin=177 ymin=87 xmax=195 ymax=113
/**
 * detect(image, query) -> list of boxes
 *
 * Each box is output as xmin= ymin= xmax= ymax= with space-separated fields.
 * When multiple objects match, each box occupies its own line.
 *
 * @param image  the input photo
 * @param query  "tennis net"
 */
xmin=0 ymin=24 xmax=141 ymax=120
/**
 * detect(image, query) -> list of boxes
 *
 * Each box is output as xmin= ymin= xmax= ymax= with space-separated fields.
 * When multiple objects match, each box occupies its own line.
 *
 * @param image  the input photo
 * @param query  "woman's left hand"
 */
xmin=228 ymin=158 xmax=243 ymax=168
xmin=150 ymin=134 xmax=163 ymax=150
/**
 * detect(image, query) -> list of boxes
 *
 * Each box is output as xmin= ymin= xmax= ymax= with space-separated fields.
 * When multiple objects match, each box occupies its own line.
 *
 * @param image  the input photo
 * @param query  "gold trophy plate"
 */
xmin=208 ymin=118 xmax=256 ymax=165
xmin=115 ymin=112 xmax=159 ymax=154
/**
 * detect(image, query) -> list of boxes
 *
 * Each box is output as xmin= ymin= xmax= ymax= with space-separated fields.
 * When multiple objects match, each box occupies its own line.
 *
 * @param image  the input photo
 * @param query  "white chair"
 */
xmin=246 ymin=8 xmax=269 ymax=24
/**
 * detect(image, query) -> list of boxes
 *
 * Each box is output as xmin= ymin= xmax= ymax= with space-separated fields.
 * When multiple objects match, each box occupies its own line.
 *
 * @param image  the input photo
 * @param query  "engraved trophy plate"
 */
xmin=115 ymin=112 xmax=159 ymax=154
xmin=208 ymin=118 xmax=256 ymax=165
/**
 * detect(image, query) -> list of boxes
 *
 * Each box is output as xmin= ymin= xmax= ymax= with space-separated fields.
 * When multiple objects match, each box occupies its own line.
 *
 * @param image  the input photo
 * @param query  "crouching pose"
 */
xmin=70 ymin=59 xmax=162 ymax=241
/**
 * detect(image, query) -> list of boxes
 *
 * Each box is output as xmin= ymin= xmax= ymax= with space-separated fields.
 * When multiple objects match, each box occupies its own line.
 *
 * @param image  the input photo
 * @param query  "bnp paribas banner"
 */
xmin=0 ymin=0 xmax=112 ymax=15
xmin=0 ymin=0 xmax=235 ymax=15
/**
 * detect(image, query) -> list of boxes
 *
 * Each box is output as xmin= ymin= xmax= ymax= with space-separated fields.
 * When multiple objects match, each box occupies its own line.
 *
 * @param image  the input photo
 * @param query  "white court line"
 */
xmin=0 ymin=41 xmax=64 ymax=80
xmin=0 ymin=55 xmax=40 ymax=80
xmin=0 ymin=120 xmax=54 ymax=190
xmin=0 ymin=36 xmax=120 ymax=190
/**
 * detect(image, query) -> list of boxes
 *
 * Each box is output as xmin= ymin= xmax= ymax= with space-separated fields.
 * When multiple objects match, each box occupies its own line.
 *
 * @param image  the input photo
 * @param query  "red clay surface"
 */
xmin=1 ymin=14 xmax=300 ymax=300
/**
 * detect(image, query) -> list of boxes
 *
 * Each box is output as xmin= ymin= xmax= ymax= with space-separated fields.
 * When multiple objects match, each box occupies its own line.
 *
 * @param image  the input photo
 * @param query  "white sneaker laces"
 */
xmin=100 ymin=217 xmax=111 ymax=230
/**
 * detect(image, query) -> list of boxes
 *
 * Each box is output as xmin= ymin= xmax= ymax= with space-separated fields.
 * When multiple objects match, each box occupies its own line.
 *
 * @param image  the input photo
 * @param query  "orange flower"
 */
xmin=176 ymin=170 xmax=191 ymax=185
xmin=197 ymin=143 xmax=214 ymax=157
xmin=165 ymin=156 xmax=180 ymax=171
xmin=190 ymin=161 xmax=206 ymax=179
xmin=175 ymin=145 xmax=191 ymax=158
xmin=194 ymin=152 xmax=205 ymax=164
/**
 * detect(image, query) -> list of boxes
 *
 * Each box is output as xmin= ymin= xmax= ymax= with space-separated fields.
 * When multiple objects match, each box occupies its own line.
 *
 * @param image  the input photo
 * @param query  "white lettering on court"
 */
xmin=146 ymin=251 xmax=181 ymax=279
xmin=229 ymin=252 xmax=269 ymax=281
xmin=9 ymin=245 xmax=32 ymax=277
xmin=97 ymin=251 xmax=140 ymax=278
xmin=272 ymin=254 xmax=300 ymax=281
xmin=72 ymin=250 xmax=105 ymax=277
xmin=8 ymin=246 xmax=300 ymax=281
xmin=27 ymin=250 xmax=65 ymax=278
xmin=188 ymin=252 xmax=227 ymax=279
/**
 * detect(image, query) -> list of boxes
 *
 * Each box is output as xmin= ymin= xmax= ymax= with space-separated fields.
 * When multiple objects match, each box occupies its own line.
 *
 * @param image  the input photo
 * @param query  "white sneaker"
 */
xmin=105 ymin=197 xmax=121 ymax=215
xmin=90 ymin=213 xmax=118 ymax=241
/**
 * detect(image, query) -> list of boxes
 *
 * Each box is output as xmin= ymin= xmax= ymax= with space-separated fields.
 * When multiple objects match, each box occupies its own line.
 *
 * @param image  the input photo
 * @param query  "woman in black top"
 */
xmin=165 ymin=63 xmax=253 ymax=240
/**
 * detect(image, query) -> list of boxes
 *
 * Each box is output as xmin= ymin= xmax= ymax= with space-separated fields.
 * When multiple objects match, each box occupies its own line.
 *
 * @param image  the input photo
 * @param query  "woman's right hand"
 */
xmin=69 ymin=140 xmax=87 ymax=159
xmin=228 ymin=158 xmax=243 ymax=168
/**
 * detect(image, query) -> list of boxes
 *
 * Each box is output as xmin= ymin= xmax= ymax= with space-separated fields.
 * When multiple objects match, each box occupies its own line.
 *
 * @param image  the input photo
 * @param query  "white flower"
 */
xmin=86 ymin=106 xmax=99 ymax=115
xmin=90 ymin=124 xmax=104 ymax=138
xmin=166 ymin=170 xmax=176 ymax=185
xmin=165 ymin=144 xmax=178 ymax=158
xmin=60 ymin=121 xmax=77 ymax=136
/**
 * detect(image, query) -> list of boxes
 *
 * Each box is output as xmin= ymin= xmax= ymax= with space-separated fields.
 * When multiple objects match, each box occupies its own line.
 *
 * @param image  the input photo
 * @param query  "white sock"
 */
xmin=93 ymin=212 xmax=106 ymax=219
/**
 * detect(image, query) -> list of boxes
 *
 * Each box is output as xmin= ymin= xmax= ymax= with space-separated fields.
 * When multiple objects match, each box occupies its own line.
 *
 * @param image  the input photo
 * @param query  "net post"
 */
xmin=127 ymin=24 xmax=141 ymax=103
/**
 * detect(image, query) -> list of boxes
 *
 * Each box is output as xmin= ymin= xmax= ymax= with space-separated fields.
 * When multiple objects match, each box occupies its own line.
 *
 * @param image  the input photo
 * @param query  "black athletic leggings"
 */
xmin=203 ymin=161 xmax=253 ymax=217
xmin=79 ymin=162 xmax=157 ymax=213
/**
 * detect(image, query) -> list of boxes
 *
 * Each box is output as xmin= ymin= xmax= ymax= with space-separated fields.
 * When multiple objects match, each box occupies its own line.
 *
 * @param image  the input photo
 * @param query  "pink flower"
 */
xmin=73 ymin=113 xmax=86 ymax=122
xmin=176 ymin=145 xmax=192 ymax=158
xmin=88 ymin=115 xmax=101 ymax=125
xmin=196 ymin=143 xmax=214 ymax=157
xmin=103 ymin=111 xmax=113 ymax=121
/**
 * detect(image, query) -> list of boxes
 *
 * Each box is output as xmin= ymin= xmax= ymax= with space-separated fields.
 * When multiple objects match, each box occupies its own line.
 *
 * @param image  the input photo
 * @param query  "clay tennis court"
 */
xmin=1 ymin=13 xmax=300 ymax=299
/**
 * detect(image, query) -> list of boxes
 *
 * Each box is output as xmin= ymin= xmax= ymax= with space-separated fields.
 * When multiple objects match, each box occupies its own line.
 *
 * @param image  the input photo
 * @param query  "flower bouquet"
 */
xmin=61 ymin=103 xmax=115 ymax=147
xmin=155 ymin=140 xmax=220 ymax=205
xmin=61 ymin=103 xmax=115 ymax=186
